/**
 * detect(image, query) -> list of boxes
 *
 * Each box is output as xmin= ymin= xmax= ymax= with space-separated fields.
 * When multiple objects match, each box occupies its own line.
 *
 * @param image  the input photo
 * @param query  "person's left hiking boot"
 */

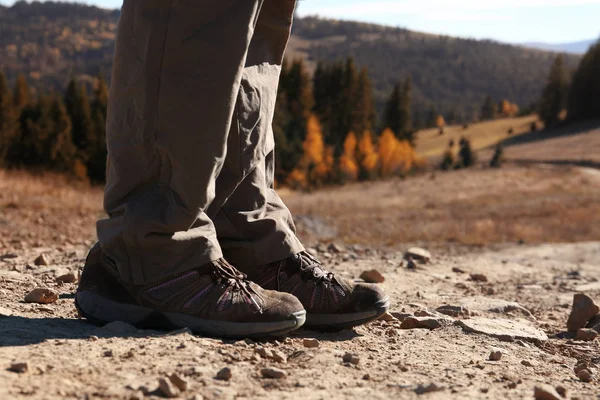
xmin=240 ymin=251 xmax=390 ymax=330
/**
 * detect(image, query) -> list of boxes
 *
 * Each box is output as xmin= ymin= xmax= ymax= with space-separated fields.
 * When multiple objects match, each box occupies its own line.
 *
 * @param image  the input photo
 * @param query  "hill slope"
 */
xmin=523 ymin=39 xmax=596 ymax=54
xmin=0 ymin=1 xmax=581 ymax=118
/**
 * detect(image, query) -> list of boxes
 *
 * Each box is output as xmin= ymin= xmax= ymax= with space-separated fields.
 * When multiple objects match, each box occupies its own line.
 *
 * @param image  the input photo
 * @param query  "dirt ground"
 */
xmin=1 ymin=163 xmax=600 ymax=399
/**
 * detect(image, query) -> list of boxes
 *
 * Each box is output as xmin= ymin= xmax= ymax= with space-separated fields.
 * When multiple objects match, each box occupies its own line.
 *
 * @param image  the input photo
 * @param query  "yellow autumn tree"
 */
xmin=357 ymin=131 xmax=379 ymax=180
xmin=288 ymin=114 xmax=331 ymax=188
xmin=436 ymin=115 xmax=446 ymax=128
xmin=379 ymin=128 xmax=417 ymax=177
xmin=339 ymin=132 xmax=359 ymax=181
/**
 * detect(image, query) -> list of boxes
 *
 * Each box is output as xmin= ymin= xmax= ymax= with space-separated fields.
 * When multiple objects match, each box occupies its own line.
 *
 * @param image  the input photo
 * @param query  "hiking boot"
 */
xmin=75 ymin=244 xmax=306 ymax=339
xmin=240 ymin=251 xmax=390 ymax=330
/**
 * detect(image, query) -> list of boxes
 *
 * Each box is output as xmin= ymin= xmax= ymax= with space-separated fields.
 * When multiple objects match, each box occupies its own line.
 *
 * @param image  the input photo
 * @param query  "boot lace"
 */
xmin=293 ymin=251 xmax=335 ymax=284
xmin=212 ymin=259 xmax=263 ymax=313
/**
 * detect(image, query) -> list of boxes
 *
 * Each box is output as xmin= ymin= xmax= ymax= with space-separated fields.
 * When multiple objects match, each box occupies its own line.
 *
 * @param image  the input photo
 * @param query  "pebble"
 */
xmin=521 ymin=360 xmax=534 ymax=367
xmin=555 ymin=386 xmax=567 ymax=398
xmin=342 ymin=352 xmax=360 ymax=365
xmin=576 ymin=328 xmax=598 ymax=341
xmin=452 ymin=267 xmax=465 ymax=273
xmin=577 ymin=369 xmax=593 ymax=382
xmin=255 ymin=346 xmax=273 ymax=359
xmin=24 ymin=288 xmax=59 ymax=304
xmin=303 ymin=338 xmax=320 ymax=348
xmin=567 ymin=293 xmax=599 ymax=332
xmin=9 ymin=361 xmax=28 ymax=373
xmin=261 ymin=367 xmax=286 ymax=379
xmin=56 ymin=272 xmax=77 ymax=284
xmin=216 ymin=367 xmax=232 ymax=381
xmin=34 ymin=253 xmax=50 ymax=266
xmin=574 ymin=362 xmax=588 ymax=374
xmin=414 ymin=383 xmax=443 ymax=395
xmin=489 ymin=349 xmax=503 ymax=361
xmin=379 ymin=312 xmax=397 ymax=322
xmin=533 ymin=384 xmax=562 ymax=400
xmin=470 ymin=274 xmax=488 ymax=282
xmin=158 ymin=377 xmax=180 ymax=398
xmin=400 ymin=316 xmax=444 ymax=330
xmin=327 ymin=243 xmax=345 ymax=254
xmin=169 ymin=373 xmax=188 ymax=391
xmin=359 ymin=269 xmax=385 ymax=284
xmin=272 ymin=351 xmax=287 ymax=363
xmin=436 ymin=305 xmax=468 ymax=317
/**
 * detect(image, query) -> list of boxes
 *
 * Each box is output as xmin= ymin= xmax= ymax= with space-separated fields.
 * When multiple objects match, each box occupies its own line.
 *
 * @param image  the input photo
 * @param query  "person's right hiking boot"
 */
xmin=75 ymin=244 xmax=306 ymax=339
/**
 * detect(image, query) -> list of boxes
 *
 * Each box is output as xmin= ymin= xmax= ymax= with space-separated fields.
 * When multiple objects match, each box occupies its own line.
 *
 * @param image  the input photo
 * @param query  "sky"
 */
xmin=3 ymin=0 xmax=600 ymax=43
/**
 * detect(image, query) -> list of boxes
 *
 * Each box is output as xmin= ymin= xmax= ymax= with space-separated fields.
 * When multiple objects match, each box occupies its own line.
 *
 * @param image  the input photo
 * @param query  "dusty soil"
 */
xmin=1 ymin=163 xmax=600 ymax=399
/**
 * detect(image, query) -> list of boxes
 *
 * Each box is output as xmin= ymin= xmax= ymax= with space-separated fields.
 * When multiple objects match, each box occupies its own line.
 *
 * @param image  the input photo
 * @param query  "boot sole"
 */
xmin=75 ymin=290 xmax=306 ymax=339
xmin=304 ymin=297 xmax=390 ymax=331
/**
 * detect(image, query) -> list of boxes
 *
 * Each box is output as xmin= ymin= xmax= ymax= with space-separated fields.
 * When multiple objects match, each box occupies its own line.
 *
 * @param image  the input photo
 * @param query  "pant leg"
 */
xmin=97 ymin=0 xmax=264 ymax=285
xmin=208 ymin=0 xmax=304 ymax=268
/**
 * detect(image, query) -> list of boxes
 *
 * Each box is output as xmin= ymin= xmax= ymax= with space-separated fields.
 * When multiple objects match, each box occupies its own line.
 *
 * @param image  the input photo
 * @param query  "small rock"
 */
xmin=521 ymin=360 xmax=534 ymax=367
xmin=400 ymin=316 xmax=444 ymax=330
xmin=379 ymin=312 xmax=397 ymax=322
xmin=272 ymin=351 xmax=287 ymax=363
xmin=390 ymin=312 xmax=413 ymax=322
xmin=216 ymin=367 xmax=232 ymax=381
xmin=362 ymin=374 xmax=370 ymax=380
xmin=555 ymin=386 xmax=567 ymax=398
xmin=327 ymin=243 xmax=345 ymax=254
xmin=414 ymin=383 xmax=443 ymax=395
xmin=34 ymin=253 xmax=50 ymax=266
xmin=405 ymin=248 xmax=431 ymax=264
xmin=489 ymin=349 xmax=503 ymax=361
xmin=452 ymin=267 xmax=465 ymax=273
xmin=169 ymin=373 xmax=188 ymax=391
xmin=261 ymin=367 xmax=286 ymax=379
xmin=470 ymin=274 xmax=488 ymax=282
xmin=359 ymin=269 xmax=385 ymax=284
xmin=302 ymin=338 xmax=320 ymax=348
xmin=342 ymin=352 xmax=360 ymax=365
xmin=9 ymin=361 xmax=28 ymax=373
xmin=158 ymin=377 xmax=180 ymax=398
xmin=574 ymin=362 xmax=589 ymax=374
xmin=56 ymin=272 xmax=77 ymax=284
xmin=436 ymin=305 xmax=468 ymax=317
xmin=255 ymin=346 xmax=273 ymax=358
xmin=128 ymin=391 xmax=144 ymax=400
xmin=534 ymin=384 xmax=562 ymax=400
xmin=567 ymin=293 xmax=599 ymax=332
xmin=577 ymin=369 xmax=593 ymax=382
xmin=24 ymin=288 xmax=58 ymax=304
xmin=576 ymin=328 xmax=598 ymax=341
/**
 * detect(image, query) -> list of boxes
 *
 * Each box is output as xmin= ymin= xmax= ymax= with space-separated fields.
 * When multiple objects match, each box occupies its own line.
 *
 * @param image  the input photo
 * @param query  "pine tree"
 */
xmin=13 ymin=73 xmax=31 ymax=111
xmin=457 ymin=137 xmax=476 ymax=168
xmin=0 ymin=71 xmax=18 ymax=163
xmin=480 ymin=95 xmax=498 ymax=121
xmin=64 ymin=77 xmax=94 ymax=160
xmin=350 ymin=68 xmax=376 ymax=137
xmin=87 ymin=74 xmax=109 ymax=182
xmin=568 ymin=41 xmax=600 ymax=122
xmin=47 ymin=94 xmax=77 ymax=172
xmin=539 ymin=55 xmax=569 ymax=127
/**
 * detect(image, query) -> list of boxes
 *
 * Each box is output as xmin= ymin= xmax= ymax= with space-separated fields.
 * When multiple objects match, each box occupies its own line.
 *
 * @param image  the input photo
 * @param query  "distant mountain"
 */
xmin=0 ymin=1 xmax=583 ymax=119
xmin=522 ymin=39 xmax=596 ymax=54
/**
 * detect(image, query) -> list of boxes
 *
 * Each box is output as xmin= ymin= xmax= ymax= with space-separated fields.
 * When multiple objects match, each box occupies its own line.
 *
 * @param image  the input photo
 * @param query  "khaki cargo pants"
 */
xmin=97 ymin=0 xmax=303 ymax=285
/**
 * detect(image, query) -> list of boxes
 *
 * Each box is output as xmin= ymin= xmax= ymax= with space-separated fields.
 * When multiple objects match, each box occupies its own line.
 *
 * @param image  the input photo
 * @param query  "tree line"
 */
xmin=0 ymin=72 xmax=108 ymax=182
xmin=539 ymin=40 xmax=600 ymax=127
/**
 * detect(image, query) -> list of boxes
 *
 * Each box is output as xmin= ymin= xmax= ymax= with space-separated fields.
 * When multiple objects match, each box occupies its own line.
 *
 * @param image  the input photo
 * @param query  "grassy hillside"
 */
xmin=0 ymin=1 xmax=581 ymax=118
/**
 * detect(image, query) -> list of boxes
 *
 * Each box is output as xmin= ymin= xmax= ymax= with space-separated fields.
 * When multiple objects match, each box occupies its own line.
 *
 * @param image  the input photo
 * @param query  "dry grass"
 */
xmin=415 ymin=115 xmax=538 ymax=159
xmin=281 ymin=164 xmax=600 ymax=247
xmin=0 ymin=169 xmax=103 ymax=212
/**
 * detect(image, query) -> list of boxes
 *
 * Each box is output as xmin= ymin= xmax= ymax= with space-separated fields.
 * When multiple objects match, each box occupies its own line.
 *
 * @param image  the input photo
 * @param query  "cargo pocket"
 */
xmin=227 ymin=66 xmax=276 ymax=177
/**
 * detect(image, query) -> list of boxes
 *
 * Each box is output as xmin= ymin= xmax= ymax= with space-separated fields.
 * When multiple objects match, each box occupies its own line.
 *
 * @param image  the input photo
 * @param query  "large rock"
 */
xmin=24 ymin=288 xmax=58 ymax=304
xmin=459 ymin=297 xmax=534 ymax=318
xmin=400 ymin=316 xmax=450 ymax=330
xmin=457 ymin=318 xmax=548 ymax=342
xmin=567 ymin=294 xmax=599 ymax=332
